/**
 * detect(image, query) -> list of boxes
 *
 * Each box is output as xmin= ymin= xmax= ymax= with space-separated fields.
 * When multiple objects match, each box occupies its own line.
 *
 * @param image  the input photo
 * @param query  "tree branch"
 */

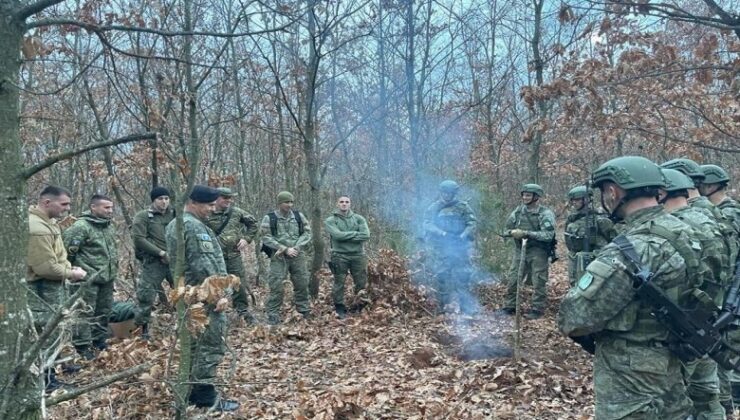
xmin=45 ymin=363 xmax=152 ymax=406
xmin=24 ymin=18 xmax=294 ymax=37
xmin=13 ymin=0 xmax=66 ymax=21
xmin=23 ymin=133 xmax=157 ymax=179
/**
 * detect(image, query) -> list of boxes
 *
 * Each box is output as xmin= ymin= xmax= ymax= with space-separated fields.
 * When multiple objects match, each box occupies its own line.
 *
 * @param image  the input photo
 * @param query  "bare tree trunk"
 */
xmin=527 ymin=0 xmax=545 ymax=183
xmin=304 ymin=0 xmax=325 ymax=298
xmin=0 ymin=4 xmax=41 ymax=417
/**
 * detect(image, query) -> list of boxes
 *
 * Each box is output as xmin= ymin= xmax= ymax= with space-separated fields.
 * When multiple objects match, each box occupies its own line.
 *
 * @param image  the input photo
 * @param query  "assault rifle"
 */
xmin=614 ymin=235 xmax=740 ymax=372
xmin=713 ymin=261 xmax=740 ymax=330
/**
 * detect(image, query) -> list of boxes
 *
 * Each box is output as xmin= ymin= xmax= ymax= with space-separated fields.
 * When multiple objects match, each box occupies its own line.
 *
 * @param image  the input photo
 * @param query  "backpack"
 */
xmin=260 ymin=210 xmax=304 ymax=257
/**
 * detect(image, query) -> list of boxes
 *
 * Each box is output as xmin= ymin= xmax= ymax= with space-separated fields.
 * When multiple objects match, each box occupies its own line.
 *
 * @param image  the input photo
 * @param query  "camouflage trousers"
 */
xmin=717 ymin=327 xmax=740 ymax=415
xmin=223 ymin=253 xmax=252 ymax=317
xmin=330 ymin=253 xmax=367 ymax=306
xmin=190 ymin=309 xmax=227 ymax=384
xmin=594 ymin=337 xmax=693 ymax=420
xmin=428 ymin=249 xmax=474 ymax=312
xmin=134 ymin=257 xmax=172 ymax=326
xmin=69 ymin=281 xmax=114 ymax=348
xmin=682 ymin=356 xmax=724 ymax=419
xmin=27 ymin=279 xmax=65 ymax=364
xmin=504 ymin=246 xmax=549 ymax=312
xmin=266 ymin=254 xmax=311 ymax=320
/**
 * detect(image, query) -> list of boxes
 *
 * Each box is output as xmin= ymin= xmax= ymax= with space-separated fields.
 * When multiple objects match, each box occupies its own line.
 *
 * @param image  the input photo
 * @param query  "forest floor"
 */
xmin=49 ymin=250 xmax=597 ymax=419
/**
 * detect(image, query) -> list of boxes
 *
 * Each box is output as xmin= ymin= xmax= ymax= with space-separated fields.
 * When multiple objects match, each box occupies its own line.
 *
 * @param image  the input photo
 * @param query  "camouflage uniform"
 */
xmin=131 ymin=205 xmax=174 ymax=326
xmin=716 ymin=196 xmax=740 ymax=410
xmin=559 ymin=206 xmax=696 ymax=419
xmin=261 ymin=209 xmax=312 ymax=323
xmin=671 ymin=205 xmax=730 ymax=419
xmin=423 ymin=198 xmax=476 ymax=311
xmin=63 ymin=211 xmax=118 ymax=350
xmin=205 ymin=206 xmax=258 ymax=318
xmin=564 ymin=209 xmax=616 ymax=286
xmin=27 ymin=206 xmax=73 ymax=354
xmin=165 ymin=211 xmax=228 ymax=405
xmin=324 ymin=210 xmax=371 ymax=311
xmin=503 ymin=203 xmax=556 ymax=313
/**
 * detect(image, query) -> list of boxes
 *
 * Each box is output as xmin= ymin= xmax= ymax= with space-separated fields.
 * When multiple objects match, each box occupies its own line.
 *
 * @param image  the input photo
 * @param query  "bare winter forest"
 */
xmin=0 ymin=0 xmax=738 ymax=418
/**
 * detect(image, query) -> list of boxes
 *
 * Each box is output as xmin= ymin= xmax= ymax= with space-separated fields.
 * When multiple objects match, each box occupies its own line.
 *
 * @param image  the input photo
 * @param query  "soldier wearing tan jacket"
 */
xmin=27 ymin=186 xmax=86 ymax=391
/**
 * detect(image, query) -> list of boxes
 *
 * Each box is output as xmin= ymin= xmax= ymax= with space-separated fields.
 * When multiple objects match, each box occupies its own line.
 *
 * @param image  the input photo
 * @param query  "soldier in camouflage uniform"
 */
xmin=165 ymin=185 xmax=238 ymax=412
xmin=27 ymin=186 xmax=87 ymax=390
xmin=659 ymin=168 xmax=731 ymax=419
xmin=131 ymin=186 xmax=175 ymax=338
xmin=664 ymin=158 xmax=740 ymax=415
xmin=500 ymin=184 xmax=556 ymax=319
xmin=325 ymin=195 xmax=371 ymax=318
xmin=700 ymin=164 xmax=740 ymax=413
xmin=564 ymin=186 xmax=616 ymax=286
xmin=205 ymin=188 xmax=258 ymax=323
xmin=558 ymin=156 xmax=697 ymax=419
xmin=423 ymin=180 xmax=477 ymax=314
xmin=63 ymin=194 xmax=118 ymax=359
xmin=261 ymin=191 xmax=313 ymax=325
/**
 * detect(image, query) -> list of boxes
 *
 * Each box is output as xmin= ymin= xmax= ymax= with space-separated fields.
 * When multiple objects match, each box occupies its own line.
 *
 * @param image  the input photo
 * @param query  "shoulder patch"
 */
xmin=578 ymin=272 xmax=594 ymax=290
xmin=197 ymin=233 xmax=211 ymax=241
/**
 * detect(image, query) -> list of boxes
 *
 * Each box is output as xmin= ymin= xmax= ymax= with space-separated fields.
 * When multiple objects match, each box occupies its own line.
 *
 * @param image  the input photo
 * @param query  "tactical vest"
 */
xmin=433 ymin=201 xmax=468 ymax=236
xmin=564 ymin=211 xmax=611 ymax=253
xmin=603 ymin=222 xmax=703 ymax=342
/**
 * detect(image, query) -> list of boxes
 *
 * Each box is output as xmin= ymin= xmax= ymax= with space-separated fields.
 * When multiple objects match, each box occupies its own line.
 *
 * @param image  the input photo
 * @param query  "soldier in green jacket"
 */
xmin=563 ymin=186 xmax=616 ymax=286
xmin=500 ymin=183 xmax=556 ymax=319
xmin=558 ymin=156 xmax=696 ymax=419
xmin=325 ymin=195 xmax=370 ymax=318
xmin=205 ymin=187 xmax=258 ymax=323
xmin=131 ymin=187 xmax=175 ymax=338
xmin=261 ymin=191 xmax=313 ymax=325
xmin=423 ymin=180 xmax=477 ymax=314
xmin=63 ymin=194 xmax=118 ymax=359
xmin=700 ymin=163 xmax=740 ymax=414
xmin=664 ymin=158 xmax=740 ymax=415
xmin=165 ymin=185 xmax=238 ymax=412
xmin=659 ymin=168 xmax=730 ymax=419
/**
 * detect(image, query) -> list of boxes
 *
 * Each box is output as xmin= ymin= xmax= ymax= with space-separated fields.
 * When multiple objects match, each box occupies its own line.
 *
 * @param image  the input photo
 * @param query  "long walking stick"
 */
xmin=514 ymin=238 xmax=528 ymax=362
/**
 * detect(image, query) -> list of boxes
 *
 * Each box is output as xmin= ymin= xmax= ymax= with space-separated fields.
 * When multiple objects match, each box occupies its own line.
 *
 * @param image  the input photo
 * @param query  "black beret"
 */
xmin=189 ymin=185 xmax=219 ymax=203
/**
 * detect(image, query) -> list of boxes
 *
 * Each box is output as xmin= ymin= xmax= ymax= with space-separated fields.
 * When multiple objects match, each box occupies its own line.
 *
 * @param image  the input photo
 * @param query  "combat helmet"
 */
xmin=567 ymin=185 xmax=589 ymax=200
xmin=661 ymin=168 xmax=695 ymax=192
xmin=521 ymin=183 xmax=544 ymax=197
xmin=660 ymin=158 xmax=705 ymax=185
xmin=592 ymin=156 xmax=666 ymax=190
xmin=439 ymin=180 xmax=460 ymax=194
xmin=701 ymin=164 xmax=730 ymax=185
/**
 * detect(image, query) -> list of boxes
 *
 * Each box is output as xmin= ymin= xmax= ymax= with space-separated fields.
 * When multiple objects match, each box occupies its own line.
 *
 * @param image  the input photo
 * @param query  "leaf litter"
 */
xmin=50 ymin=249 xmax=594 ymax=419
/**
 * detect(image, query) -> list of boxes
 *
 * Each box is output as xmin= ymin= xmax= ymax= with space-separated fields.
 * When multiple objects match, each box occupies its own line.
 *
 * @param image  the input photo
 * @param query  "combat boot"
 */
xmin=189 ymin=384 xmax=240 ymax=412
xmin=93 ymin=340 xmax=107 ymax=351
xmin=495 ymin=307 xmax=515 ymax=316
xmin=524 ymin=310 xmax=543 ymax=320
xmin=43 ymin=369 xmax=66 ymax=393
xmin=76 ymin=346 xmax=95 ymax=361
xmin=335 ymin=304 xmax=347 ymax=319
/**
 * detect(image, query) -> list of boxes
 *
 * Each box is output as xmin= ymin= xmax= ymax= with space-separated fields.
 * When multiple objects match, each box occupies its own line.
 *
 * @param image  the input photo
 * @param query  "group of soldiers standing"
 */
xmin=25 ymin=154 xmax=740 ymax=417
xmin=557 ymin=157 xmax=740 ymax=419
xmin=25 ymin=184 xmax=370 ymax=411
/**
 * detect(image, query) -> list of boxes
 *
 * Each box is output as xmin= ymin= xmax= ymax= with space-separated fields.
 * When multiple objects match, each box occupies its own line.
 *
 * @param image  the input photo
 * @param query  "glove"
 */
xmin=510 ymin=229 xmax=528 ymax=239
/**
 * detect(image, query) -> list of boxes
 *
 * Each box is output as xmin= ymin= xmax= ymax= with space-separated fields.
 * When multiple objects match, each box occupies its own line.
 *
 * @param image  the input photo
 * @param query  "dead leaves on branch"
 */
xmin=169 ymin=274 xmax=240 ymax=334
